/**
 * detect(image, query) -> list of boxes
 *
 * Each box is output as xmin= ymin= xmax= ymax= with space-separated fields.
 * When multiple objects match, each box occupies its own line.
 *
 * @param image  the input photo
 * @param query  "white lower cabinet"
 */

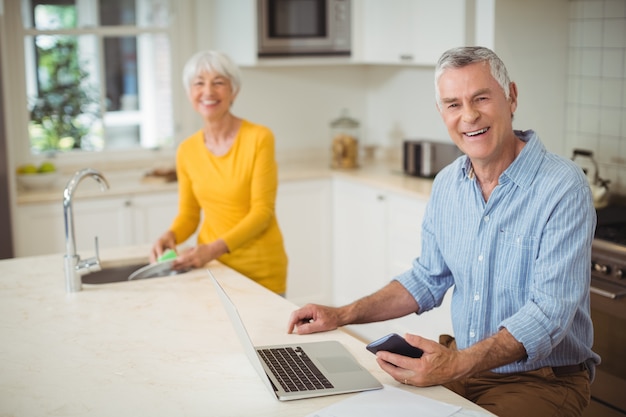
xmin=332 ymin=178 xmax=387 ymax=307
xmin=129 ymin=192 xmax=181 ymax=246
xmin=15 ymin=192 xmax=179 ymax=257
xmin=277 ymin=179 xmax=332 ymax=306
xmin=332 ymin=177 xmax=453 ymax=343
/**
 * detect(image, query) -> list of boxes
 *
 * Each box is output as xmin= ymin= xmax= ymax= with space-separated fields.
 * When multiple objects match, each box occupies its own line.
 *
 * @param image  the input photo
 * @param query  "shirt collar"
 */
xmin=459 ymin=130 xmax=543 ymax=189
xmin=502 ymin=130 xmax=544 ymax=190
xmin=461 ymin=155 xmax=474 ymax=179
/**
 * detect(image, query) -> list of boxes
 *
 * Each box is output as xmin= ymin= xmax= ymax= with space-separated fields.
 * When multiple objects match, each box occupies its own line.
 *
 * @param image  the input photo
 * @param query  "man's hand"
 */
xmin=375 ymin=329 xmax=526 ymax=387
xmin=287 ymin=304 xmax=344 ymax=334
xmin=287 ymin=281 xmax=420 ymax=336
xmin=375 ymin=333 xmax=470 ymax=386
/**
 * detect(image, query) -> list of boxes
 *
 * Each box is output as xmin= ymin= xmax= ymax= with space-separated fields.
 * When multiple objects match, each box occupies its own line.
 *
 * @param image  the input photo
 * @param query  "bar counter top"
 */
xmin=0 ymin=246 xmax=492 ymax=416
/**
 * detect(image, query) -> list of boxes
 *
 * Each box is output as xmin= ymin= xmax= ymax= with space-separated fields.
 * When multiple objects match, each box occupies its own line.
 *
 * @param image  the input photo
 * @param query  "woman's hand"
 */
xmin=150 ymin=230 xmax=177 ymax=263
xmin=172 ymin=239 xmax=229 ymax=270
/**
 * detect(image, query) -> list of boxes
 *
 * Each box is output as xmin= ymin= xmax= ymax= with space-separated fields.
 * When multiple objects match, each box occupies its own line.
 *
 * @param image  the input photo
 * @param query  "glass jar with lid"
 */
xmin=330 ymin=109 xmax=360 ymax=169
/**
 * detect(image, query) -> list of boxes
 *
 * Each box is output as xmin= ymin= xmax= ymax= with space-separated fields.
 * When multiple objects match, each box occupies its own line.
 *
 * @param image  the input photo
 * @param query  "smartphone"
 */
xmin=366 ymin=333 xmax=423 ymax=358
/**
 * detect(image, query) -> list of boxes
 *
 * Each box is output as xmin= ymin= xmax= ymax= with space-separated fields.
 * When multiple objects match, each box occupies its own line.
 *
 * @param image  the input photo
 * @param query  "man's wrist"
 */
xmin=337 ymin=304 xmax=358 ymax=327
xmin=460 ymin=329 xmax=527 ymax=376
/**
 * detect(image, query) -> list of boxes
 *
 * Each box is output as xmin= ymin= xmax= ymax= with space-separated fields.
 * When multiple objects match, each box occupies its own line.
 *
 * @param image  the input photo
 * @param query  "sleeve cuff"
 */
xmin=499 ymin=303 xmax=554 ymax=363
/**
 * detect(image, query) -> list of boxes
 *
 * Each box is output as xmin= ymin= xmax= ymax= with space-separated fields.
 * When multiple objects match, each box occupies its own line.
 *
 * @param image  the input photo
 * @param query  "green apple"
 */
xmin=17 ymin=163 xmax=37 ymax=174
xmin=38 ymin=161 xmax=56 ymax=173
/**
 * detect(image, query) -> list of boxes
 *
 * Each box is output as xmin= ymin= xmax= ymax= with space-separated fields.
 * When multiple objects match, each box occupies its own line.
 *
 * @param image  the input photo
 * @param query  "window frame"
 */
xmin=0 ymin=0 xmax=195 ymax=169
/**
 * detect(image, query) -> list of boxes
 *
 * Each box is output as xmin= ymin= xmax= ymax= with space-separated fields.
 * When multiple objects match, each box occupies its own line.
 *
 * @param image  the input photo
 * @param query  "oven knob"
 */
xmin=592 ymin=262 xmax=611 ymax=275
xmin=617 ymin=268 xmax=625 ymax=279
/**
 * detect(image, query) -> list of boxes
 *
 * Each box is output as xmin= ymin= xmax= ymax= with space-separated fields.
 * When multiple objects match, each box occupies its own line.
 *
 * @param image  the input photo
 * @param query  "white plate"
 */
xmin=128 ymin=260 xmax=183 ymax=280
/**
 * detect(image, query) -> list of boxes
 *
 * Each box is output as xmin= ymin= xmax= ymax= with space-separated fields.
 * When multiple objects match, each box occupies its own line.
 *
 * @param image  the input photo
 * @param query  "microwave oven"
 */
xmin=257 ymin=0 xmax=351 ymax=57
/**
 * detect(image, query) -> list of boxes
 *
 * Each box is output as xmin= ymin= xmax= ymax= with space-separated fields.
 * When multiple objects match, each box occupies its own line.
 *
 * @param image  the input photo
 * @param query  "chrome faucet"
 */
xmin=63 ymin=168 xmax=110 ymax=292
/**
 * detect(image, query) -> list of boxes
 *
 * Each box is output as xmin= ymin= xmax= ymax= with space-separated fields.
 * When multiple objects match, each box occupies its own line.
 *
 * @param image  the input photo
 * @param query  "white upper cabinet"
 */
xmin=196 ymin=0 xmax=258 ymax=67
xmin=197 ymin=0 xmax=468 ymax=67
xmin=352 ymin=0 xmax=468 ymax=65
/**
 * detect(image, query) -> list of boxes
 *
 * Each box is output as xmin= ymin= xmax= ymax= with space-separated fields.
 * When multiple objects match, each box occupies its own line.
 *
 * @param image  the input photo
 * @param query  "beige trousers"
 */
xmin=439 ymin=335 xmax=591 ymax=417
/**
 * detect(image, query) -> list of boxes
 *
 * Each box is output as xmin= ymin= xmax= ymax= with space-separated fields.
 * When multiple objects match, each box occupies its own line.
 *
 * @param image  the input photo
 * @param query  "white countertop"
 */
xmin=0 ymin=246 xmax=492 ymax=416
xmin=16 ymin=158 xmax=434 ymax=205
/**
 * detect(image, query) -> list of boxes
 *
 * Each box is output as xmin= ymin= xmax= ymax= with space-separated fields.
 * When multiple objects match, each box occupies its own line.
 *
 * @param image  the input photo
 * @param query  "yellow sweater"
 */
xmin=171 ymin=120 xmax=288 ymax=293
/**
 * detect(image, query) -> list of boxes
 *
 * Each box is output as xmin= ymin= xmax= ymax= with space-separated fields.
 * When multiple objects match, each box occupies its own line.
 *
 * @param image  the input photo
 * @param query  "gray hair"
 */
xmin=434 ymin=46 xmax=511 ymax=107
xmin=182 ymin=50 xmax=242 ymax=96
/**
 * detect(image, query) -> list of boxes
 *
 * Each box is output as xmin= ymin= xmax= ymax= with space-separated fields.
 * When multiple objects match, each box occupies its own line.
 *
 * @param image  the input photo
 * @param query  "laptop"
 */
xmin=208 ymin=270 xmax=383 ymax=401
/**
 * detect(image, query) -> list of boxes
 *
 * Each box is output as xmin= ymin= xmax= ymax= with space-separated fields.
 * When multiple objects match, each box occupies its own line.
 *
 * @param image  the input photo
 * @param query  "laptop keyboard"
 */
xmin=258 ymin=346 xmax=334 ymax=392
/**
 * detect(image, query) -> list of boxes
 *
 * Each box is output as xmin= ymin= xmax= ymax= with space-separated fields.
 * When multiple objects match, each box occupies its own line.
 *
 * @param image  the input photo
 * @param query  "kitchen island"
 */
xmin=0 ymin=247 xmax=492 ymax=416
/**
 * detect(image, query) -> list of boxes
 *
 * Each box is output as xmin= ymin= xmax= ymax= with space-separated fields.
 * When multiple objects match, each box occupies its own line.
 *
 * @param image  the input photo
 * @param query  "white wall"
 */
xmin=363 ymin=66 xmax=450 ymax=150
xmin=566 ymin=0 xmax=626 ymax=195
xmin=488 ymin=0 xmax=570 ymax=156
xmin=234 ymin=64 xmax=452 ymax=155
xmin=233 ymin=65 xmax=368 ymax=152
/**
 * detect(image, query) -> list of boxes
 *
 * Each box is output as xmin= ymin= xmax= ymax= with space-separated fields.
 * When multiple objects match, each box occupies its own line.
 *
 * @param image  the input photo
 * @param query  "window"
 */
xmin=21 ymin=0 xmax=174 ymax=153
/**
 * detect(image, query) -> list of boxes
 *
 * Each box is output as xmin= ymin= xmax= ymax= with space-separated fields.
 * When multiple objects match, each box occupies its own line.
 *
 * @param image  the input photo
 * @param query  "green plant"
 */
xmin=28 ymin=37 xmax=100 ymax=152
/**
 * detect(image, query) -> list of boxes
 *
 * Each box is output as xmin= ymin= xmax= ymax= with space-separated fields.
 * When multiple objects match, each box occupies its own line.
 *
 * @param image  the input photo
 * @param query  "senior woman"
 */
xmin=150 ymin=50 xmax=288 ymax=294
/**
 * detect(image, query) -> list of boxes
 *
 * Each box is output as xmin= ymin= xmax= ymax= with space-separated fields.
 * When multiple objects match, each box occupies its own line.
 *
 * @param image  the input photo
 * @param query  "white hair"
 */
xmin=182 ymin=50 xmax=242 ymax=96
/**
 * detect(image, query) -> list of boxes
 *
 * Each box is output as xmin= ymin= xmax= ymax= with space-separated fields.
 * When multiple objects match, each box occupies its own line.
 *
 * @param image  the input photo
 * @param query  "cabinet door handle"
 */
xmin=399 ymin=54 xmax=414 ymax=61
xmin=124 ymin=200 xmax=132 ymax=207
xmin=377 ymin=195 xmax=385 ymax=201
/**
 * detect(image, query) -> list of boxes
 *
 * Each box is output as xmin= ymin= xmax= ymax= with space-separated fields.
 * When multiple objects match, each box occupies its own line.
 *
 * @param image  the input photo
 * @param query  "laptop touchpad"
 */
xmin=318 ymin=356 xmax=362 ymax=373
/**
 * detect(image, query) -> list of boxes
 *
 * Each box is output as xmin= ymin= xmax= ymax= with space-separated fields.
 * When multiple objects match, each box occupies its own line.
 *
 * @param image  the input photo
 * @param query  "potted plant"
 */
xmin=28 ymin=38 xmax=100 ymax=152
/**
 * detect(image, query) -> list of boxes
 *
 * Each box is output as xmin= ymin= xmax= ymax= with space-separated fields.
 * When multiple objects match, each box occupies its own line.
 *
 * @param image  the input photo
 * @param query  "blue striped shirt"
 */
xmin=395 ymin=130 xmax=600 ymax=375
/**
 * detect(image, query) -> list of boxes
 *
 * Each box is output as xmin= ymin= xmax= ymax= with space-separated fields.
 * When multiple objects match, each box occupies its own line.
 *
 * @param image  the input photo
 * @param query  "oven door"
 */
xmin=586 ymin=285 xmax=626 ymax=416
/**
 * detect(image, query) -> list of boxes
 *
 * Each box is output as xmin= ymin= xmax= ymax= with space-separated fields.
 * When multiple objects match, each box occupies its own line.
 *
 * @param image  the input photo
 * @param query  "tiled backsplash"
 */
xmin=567 ymin=0 xmax=626 ymax=196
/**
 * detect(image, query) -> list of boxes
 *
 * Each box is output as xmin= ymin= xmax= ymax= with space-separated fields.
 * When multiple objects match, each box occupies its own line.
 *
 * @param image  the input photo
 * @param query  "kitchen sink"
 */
xmin=82 ymin=263 xmax=147 ymax=284
xmin=81 ymin=262 xmax=186 ymax=284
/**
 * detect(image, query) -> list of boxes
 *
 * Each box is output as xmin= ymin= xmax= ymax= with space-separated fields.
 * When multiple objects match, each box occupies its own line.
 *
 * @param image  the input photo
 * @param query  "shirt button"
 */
xmin=484 ymin=215 xmax=489 ymax=222
xmin=478 ymin=255 xmax=484 ymax=261
xmin=469 ymin=331 xmax=475 ymax=338
xmin=474 ymin=293 xmax=480 ymax=301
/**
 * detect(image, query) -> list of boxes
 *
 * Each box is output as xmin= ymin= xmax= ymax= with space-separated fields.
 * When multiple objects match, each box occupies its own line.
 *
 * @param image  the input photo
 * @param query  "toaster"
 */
xmin=403 ymin=140 xmax=462 ymax=177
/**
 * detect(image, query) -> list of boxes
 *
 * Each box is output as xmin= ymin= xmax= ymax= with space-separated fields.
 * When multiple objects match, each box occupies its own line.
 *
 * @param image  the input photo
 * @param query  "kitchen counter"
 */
xmin=16 ymin=168 xmax=180 ymax=205
xmin=0 ymin=247 xmax=492 ymax=416
xmin=16 ymin=157 xmax=435 ymax=205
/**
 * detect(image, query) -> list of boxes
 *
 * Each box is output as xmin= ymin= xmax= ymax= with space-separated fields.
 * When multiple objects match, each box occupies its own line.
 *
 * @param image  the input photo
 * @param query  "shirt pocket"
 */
xmin=495 ymin=229 xmax=539 ymax=291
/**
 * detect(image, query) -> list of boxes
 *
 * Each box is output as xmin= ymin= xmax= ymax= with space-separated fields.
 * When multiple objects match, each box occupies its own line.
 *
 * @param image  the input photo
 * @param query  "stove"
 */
xmin=595 ymin=202 xmax=626 ymax=242
xmin=592 ymin=204 xmax=626 ymax=298
xmin=587 ymin=201 xmax=626 ymax=416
